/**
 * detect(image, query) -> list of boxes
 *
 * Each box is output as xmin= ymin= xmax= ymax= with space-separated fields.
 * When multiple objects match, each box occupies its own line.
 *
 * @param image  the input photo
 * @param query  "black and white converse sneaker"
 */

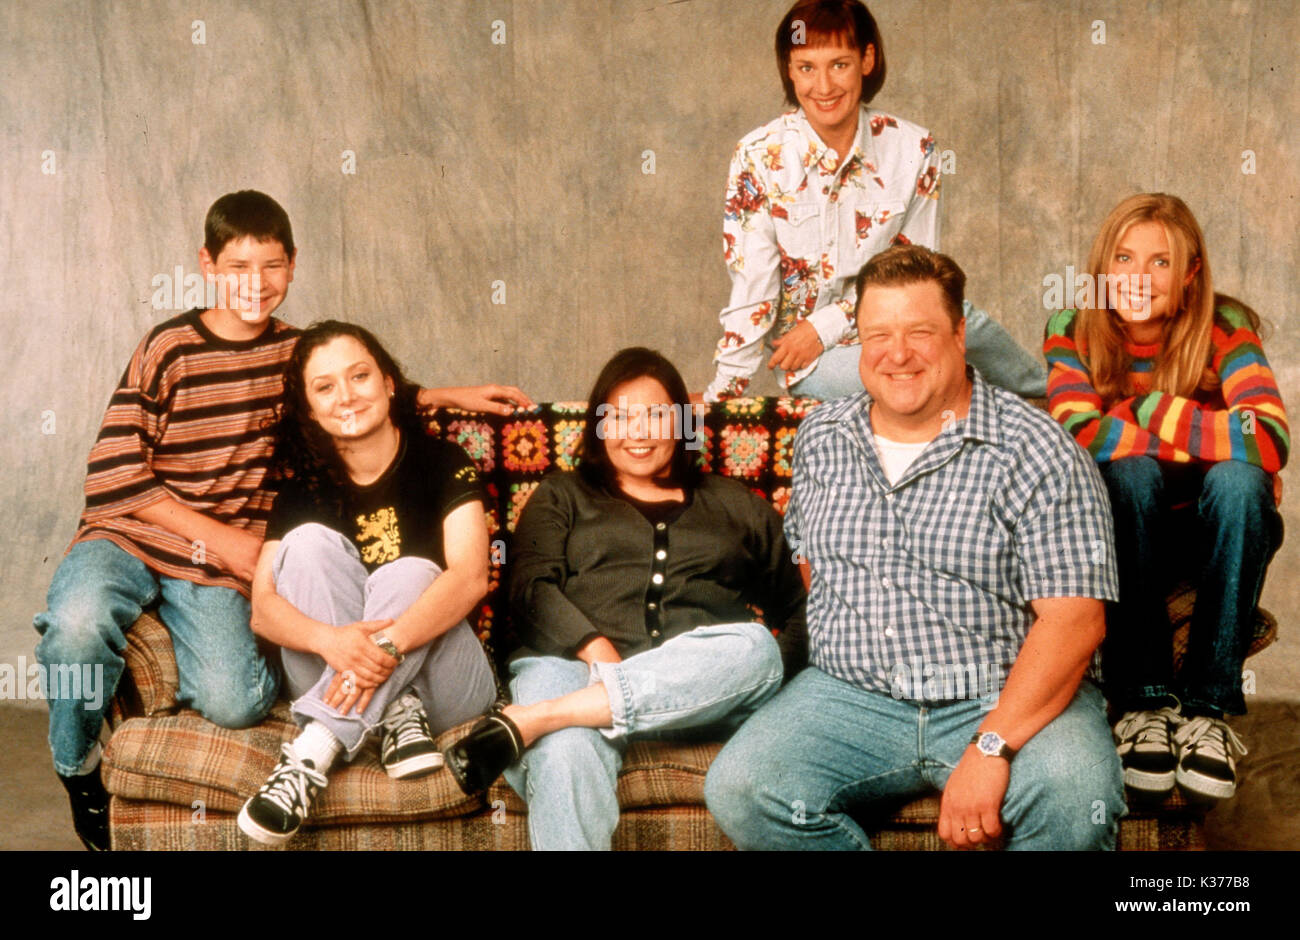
xmin=1113 ymin=706 xmax=1183 ymax=793
xmin=1174 ymin=715 xmax=1247 ymax=801
xmin=57 ymin=769 xmax=111 ymax=852
xmin=380 ymin=691 xmax=442 ymax=780
xmin=237 ymin=743 xmax=328 ymax=846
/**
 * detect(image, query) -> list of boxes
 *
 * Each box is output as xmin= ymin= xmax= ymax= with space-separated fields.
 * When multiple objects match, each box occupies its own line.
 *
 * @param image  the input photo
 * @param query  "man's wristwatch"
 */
xmin=970 ymin=730 xmax=1017 ymax=761
xmin=372 ymin=633 xmax=404 ymax=663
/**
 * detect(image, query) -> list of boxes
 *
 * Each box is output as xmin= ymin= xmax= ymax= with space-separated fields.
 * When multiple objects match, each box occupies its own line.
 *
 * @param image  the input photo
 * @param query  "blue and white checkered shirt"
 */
xmin=785 ymin=369 xmax=1119 ymax=698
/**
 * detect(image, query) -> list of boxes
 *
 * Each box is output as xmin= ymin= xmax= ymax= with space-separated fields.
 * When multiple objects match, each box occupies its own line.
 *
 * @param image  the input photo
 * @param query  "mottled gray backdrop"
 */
xmin=2 ymin=0 xmax=1296 ymax=701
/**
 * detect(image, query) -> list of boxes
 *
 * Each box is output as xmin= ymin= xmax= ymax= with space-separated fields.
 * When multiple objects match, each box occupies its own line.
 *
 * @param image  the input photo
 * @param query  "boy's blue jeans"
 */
xmin=1098 ymin=457 xmax=1282 ymax=716
xmin=705 ymin=667 xmax=1125 ymax=850
xmin=33 ymin=539 xmax=280 ymax=776
xmin=788 ymin=301 xmax=1049 ymax=400
xmin=503 ymin=621 xmax=784 ymax=850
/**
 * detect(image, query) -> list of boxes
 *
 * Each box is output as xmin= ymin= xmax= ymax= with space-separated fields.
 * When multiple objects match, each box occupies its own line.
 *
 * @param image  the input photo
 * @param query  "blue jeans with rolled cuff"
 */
xmin=704 ymin=666 xmax=1125 ymax=850
xmin=1098 ymin=457 xmax=1282 ymax=717
xmin=33 ymin=538 xmax=280 ymax=777
xmin=503 ymin=621 xmax=784 ymax=850
xmin=274 ymin=523 xmax=496 ymax=759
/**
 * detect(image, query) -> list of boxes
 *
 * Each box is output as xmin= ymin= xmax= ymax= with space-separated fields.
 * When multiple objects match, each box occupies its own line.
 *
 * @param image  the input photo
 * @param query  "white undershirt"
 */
xmin=872 ymin=434 xmax=931 ymax=485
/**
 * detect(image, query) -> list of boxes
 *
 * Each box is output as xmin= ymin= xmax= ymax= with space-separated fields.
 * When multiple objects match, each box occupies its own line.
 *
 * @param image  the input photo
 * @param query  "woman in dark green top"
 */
xmin=444 ymin=347 xmax=806 ymax=849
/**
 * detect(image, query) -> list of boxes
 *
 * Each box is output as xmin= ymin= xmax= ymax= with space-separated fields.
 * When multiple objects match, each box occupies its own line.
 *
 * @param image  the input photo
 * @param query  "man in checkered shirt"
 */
xmin=706 ymin=245 xmax=1126 ymax=850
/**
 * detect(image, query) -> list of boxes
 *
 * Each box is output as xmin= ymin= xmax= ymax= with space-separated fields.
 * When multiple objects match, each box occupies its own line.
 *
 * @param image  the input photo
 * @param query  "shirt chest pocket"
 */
xmin=852 ymin=199 xmax=907 ymax=255
xmin=913 ymin=488 xmax=1010 ymax=581
xmin=773 ymin=201 xmax=822 ymax=245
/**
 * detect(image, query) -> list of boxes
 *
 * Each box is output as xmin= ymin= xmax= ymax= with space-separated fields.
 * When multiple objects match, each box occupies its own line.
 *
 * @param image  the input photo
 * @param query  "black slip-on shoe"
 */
xmin=443 ymin=711 xmax=525 ymax=796
xmin=58 ymin=769 xmax=111 ymax=852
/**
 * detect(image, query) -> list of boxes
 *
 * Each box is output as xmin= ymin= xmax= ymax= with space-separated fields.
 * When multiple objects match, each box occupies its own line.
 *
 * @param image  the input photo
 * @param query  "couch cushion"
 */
xmin=103 ymin=709 xmax=723 ymax=822
xmin=108 ymin=799 xmax=733 ymax=851
xmin=103 ymin=708 xmax=481 ymax=823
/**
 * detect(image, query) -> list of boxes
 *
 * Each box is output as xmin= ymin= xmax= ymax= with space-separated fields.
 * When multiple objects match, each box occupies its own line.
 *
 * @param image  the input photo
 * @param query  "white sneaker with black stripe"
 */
xmin=237 ymin=743 xmax=328 ymax=846
xmin=1175 ymin=715 xmax=1247 ymax=801
xmin=1113 ymin=706 xmax=1184 ymax=793
xmin=380 ymin=691 xmax=443 ymax=780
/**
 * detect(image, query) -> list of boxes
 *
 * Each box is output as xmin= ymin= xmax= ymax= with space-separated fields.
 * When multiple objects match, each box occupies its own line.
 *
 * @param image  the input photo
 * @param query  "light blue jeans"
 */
xmin=704 ymin=666 xmax=1125 ymax=850
xmin=788 ymin=301 xmax=1049 ymax=400
xmin=503 ymin=621 xmax=784 ymax=850
xmin=274 ymin=524 xmax=496 ymax=758
xmin=33 ymin=539 xmax=280 ymax=776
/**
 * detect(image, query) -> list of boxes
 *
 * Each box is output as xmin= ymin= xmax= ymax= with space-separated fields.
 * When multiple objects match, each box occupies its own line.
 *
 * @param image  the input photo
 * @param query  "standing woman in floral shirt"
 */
xmin=704 ymin=0 xmax=1045 ymax=402
xmin=1043 ymin=192 xmax=1288 ymax=803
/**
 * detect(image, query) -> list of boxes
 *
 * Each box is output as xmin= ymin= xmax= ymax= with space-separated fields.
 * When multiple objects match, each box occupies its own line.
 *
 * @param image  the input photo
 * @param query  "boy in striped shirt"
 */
xmin=34 ymin=191 xmax=530 ymax=850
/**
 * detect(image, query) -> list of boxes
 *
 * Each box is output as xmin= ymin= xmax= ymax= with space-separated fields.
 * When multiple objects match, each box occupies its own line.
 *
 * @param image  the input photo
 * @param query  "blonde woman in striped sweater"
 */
xmin=1043 ymin=192 xmax=1288 ymax=802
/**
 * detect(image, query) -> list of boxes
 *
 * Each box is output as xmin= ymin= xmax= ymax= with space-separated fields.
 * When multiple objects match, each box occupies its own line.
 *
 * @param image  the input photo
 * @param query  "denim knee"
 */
xmin=720 ymin=622 xmax=784 ymax=690
xmin=1012 ymin=760 xmax=1124 ymax=850
xmin=704 ymin=737 xmax=764 ymax=836
xmin=277 ymin=522 xmax=355 ymax=566
xmin=188 ymin=669 xmax=277 ymax=728
xmin=34 ymin=551 xmax=147 ymax=666
xmin=34 ymin=605 xmax=122 ymax=668
xmin=1099 ymin=456 xmax=1162 ymax=508
xmin=1199 ymin=460 xmax=1273 ymax=523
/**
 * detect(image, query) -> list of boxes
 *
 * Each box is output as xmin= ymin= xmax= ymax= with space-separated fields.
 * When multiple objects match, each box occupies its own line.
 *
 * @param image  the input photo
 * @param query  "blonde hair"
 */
xmin=1075 ymin=193 xmax=1234 ymax=405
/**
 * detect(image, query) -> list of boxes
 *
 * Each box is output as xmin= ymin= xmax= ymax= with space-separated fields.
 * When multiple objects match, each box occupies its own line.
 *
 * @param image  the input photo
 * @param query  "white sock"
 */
xmin=292 ymin=721 xmax=342 ymax=771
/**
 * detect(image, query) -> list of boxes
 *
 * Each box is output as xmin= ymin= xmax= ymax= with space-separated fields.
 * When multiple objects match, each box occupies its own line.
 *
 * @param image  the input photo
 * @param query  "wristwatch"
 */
xmin=970 ymin=730 xmax=1017 ymax=761
xmin=372 ymin=633 xmax=404 ymax=664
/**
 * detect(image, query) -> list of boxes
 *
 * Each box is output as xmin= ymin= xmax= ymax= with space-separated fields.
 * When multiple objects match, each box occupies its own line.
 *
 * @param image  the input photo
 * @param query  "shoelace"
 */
xmin=1114 ymin=707 xmax=1182 ymax=749
xmin=258 ymin=743 xmax=328 ymax=816
xmin=383 ymin=697 xmax=431 ymax=751
xmin=1174 ymin=716 xmax=1247 ymax=763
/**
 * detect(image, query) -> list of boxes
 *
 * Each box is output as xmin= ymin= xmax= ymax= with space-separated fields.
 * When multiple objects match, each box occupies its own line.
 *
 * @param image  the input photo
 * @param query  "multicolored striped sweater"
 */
xmin=70 ymin=310 xmax=301 ymax=595
xmin=1043 ymin=305 xmax=1289 ymax=472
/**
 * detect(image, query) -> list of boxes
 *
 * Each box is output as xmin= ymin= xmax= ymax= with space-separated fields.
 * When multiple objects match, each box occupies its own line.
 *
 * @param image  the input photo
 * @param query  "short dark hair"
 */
xmin=577 ymin=347 xmax=701 ymax=493
xmin=854 ymin=244 xmax=966 ymax=326
xmin=204 ymin=190 xmax=295 ymax=262
xmin=776 ymin=0 xmax=886 ymax=108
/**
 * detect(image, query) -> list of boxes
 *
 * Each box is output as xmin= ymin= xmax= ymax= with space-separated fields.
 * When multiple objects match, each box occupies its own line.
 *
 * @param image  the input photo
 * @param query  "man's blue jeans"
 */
xmin=503 ymin=622 xmax=784 ymax=850
xmin=1098 ymin=457 xmax=1282 ymax=716
xmin=705 ymin=667 xmax=1125 ymax=850
xmin=788 ymin=301 xmax=1048 ymax=400
xmin=33 ymin=539 xmax=280 ymax=776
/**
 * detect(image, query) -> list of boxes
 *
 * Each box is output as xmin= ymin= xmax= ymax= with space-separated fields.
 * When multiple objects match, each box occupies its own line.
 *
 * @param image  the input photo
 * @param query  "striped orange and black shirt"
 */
xmin=71 ymin=309 xmax=301 ymax=595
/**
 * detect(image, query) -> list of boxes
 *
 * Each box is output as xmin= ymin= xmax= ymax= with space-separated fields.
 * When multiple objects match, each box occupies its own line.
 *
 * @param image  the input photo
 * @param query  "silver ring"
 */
xmin=968 ymin=827 xmax=981 ymax=833
xmin=341 ymin=670 xmax=356 ymax=693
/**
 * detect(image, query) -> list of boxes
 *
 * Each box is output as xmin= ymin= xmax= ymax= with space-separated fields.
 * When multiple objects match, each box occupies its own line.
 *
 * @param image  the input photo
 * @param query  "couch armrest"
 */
xmin=108 ymin=611 xmax=179 ymax=727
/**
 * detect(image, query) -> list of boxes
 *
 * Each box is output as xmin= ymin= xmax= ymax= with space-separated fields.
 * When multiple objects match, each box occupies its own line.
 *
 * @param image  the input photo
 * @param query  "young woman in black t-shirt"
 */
xmin=236 ymin=321 xmax=498 ymax=846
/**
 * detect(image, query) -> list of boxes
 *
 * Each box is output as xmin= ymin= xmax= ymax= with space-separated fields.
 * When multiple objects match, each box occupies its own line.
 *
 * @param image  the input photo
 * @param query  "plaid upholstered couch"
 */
xmin=100 ymin=398 xmax=1277 ymax=850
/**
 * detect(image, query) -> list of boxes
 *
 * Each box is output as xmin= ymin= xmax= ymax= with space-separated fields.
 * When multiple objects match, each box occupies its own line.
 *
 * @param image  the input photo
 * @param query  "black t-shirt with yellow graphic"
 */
xmin=266 ymin=432 xmax=484 ymax=572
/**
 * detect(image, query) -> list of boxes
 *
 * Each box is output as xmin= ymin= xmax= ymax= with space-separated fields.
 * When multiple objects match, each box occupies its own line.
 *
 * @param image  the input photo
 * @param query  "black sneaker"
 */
xmin=1175 ymin=715 xmax=1247 ymax=801
xmin=57 ymin=769 xmax=111 ymax=851
xmin=237 ymin=743 xmax=328 ymax=846
xmin=380 ymin=691 xmax=442 ymax=780
xmin=1113 ymin=706 xmax=1183 ymax=793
